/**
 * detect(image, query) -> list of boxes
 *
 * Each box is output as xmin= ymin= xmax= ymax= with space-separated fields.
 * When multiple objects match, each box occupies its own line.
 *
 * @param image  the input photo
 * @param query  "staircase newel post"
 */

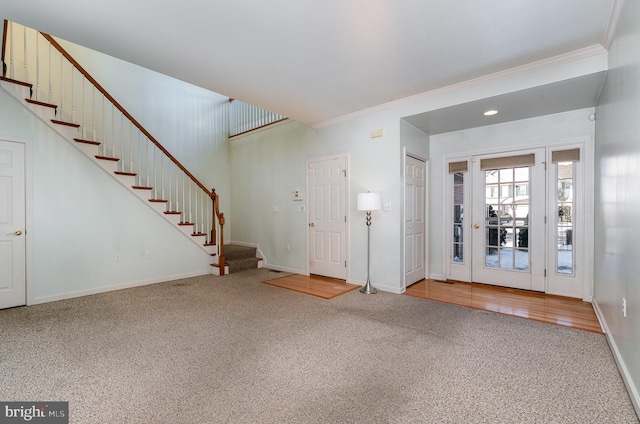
xmin=210 ymin=189 xmax=217 ymax=243
xmin=211 ymin=188 xmax=225 ymax=275
xmin=218 ymin=212 xmax=225 ymax=276
xmin=2 ymin=20 xmax=8 ymax=77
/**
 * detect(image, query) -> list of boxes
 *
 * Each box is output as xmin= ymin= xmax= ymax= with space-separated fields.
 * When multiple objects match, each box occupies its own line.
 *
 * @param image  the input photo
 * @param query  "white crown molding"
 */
xmin=312 ymin=44 xmax=608 ymax=129
xmin=601 ymin=0 xmax=626 ymax=49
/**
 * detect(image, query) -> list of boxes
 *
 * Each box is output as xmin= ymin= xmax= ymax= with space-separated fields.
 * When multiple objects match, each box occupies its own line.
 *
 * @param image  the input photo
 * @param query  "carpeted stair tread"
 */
xmin=223 ymin=244 xmax=259 ymax=273
xmin=228 ymin=257 xmax=261 ymax=273
xmin=224 ymin=244 xmax=257 ymax=260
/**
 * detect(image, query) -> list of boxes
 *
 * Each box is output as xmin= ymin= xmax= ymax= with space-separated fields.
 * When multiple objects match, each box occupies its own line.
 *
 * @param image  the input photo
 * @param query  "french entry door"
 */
xmin=471 ymin=148 xmax=546 ymax=291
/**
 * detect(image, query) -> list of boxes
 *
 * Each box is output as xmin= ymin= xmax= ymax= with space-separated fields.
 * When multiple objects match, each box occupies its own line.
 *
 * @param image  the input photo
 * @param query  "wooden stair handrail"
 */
xmin=2 ymin=20 xmax=8 ymax=77
xmin=40 ymin=32 xmax=214 ymax=200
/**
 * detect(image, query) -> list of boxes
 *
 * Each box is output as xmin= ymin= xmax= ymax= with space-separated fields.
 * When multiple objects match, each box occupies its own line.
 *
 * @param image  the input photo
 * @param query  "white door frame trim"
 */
xmin=305 ymin=153 xmax=350 ymax=279
xmin=0 ymin=134 xmax=33 ymax=306
xmin=402 ymin=148 xmax=429 ymax=291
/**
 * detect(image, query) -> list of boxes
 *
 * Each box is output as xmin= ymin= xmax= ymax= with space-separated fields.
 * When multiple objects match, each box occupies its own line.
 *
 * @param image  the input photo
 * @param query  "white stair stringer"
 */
xmin=0 ymin=78 xmax=221 ymax=269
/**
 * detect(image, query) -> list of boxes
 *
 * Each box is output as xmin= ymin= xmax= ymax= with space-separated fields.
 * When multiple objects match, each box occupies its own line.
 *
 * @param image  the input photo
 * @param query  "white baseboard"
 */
xmin=592 ymin=299 xmax=640 ymax=418
xmin=347 ymin=278 xmax=404 ymax=294
xmin=429 ymin=273 xmax=444 ymax=281
xmin=32 ymin=270 xmax=210 ymax=305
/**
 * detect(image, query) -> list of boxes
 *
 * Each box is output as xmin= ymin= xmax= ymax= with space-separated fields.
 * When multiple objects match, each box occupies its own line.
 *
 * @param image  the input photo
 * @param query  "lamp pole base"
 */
xmin=360 ymin=215 xmax=378 ymax=294
xmin=360 ymin=280 xmax=378 ymax=294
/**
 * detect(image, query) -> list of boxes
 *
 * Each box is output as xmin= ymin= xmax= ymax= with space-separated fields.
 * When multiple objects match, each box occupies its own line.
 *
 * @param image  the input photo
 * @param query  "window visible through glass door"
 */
xmin=556 ymin=162 xmax=574 ymax=275
xmin=484 ymin=166 xmax=530 ymax=271
xmin=453 ymin=172 xmax=464 ymax=263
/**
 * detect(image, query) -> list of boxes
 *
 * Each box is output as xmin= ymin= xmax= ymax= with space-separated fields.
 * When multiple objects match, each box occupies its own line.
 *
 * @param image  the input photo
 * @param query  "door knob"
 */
xmin=309 ymin=223 xmax=315 ymax=227
xmin=7 ymin=230 xmax=23 ymax=236
xmin=474 ymin=224 xmax=480 ymax=229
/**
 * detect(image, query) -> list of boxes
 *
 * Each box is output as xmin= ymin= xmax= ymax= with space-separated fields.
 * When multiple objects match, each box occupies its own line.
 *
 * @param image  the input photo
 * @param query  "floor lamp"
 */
xmin=357 ymin=192 xmax=381 ymax=294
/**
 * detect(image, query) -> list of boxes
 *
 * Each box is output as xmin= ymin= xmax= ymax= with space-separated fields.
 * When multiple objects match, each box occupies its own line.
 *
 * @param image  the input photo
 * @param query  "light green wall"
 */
xmin=400 ymin=120 xmax=430 ymax=160
xmin=594 ymin=0 xmax=640 ymax=414
xmin=229 ymin=116 xmax=405 ymax=292
xmin=229 ymin=47 xmax=606 ymax=293
xmin=229 ymin=121 xmax=315 ymax=272
xmin=228 ymin=48 xmax=607 ymax=293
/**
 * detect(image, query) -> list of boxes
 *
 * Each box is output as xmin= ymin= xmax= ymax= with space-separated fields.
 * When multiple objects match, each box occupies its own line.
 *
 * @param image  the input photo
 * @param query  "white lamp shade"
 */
xmin=357 ymin=192 xmax=381 ymax=211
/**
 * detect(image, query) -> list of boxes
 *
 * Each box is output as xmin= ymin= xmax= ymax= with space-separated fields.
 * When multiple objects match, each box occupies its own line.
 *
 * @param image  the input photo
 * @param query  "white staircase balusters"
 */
xmin=22 ymin=24 xmax=27 ymax=86
xmin=35 ymin=29 xmax=40 ymax=100
xmin=8 ymin=21 xmax=15 ymax=78
xmin=228 ymin=98 xmax=286 ymax=137
xmin=48 ymin=43 xmax=53 ymax=103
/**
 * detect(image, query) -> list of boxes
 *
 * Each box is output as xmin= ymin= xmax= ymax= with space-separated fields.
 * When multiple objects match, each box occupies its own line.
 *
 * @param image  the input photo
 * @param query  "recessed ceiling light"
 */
xmin=483 ymin=110 xmax=498 ymax=116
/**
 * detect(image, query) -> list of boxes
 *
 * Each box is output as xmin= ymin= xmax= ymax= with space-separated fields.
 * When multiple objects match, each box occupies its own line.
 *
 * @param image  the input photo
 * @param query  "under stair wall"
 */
xmin=0 ymin=88 xmax=213 ymax=303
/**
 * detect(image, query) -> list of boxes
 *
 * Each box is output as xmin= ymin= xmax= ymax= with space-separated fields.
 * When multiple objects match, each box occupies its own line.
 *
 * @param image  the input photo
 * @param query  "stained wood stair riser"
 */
xmin=0 ymin=76 xmax=223 ymax=270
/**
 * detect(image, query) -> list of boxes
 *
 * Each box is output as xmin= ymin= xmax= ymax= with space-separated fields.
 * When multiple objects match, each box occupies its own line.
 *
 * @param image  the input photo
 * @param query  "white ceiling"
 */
xmin=1 ymin=0 xmax=619 ymax=128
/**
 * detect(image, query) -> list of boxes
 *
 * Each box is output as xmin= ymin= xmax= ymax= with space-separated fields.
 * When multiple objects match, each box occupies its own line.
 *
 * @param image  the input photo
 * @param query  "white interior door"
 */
xmin=405 ymin=155 xmax=426 ymax=287
xmin=308 ymin=156 xmax=347 ymax=279
xmin=0 ymin=140 xmax=26 ymax=309
xmin=471 ymin=148 xmax=546 ymax=291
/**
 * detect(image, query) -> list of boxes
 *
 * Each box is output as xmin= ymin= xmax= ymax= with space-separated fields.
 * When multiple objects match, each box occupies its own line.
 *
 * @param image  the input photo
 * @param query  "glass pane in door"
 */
xmin=484 ymin=166 xmax=530 ymax=271
xmin=452 ymin=172 xmax=464 ymax=263
xmin=557 ymin=162 xmax=574 ymax=275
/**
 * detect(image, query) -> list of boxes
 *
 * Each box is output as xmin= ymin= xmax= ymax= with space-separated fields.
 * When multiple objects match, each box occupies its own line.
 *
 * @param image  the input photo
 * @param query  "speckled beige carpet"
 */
xmin=1 ymin=268 xmax=638 ymax=423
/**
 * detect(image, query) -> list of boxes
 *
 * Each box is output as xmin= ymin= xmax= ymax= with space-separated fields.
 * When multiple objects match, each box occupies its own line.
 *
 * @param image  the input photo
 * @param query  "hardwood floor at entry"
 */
xmin=405 ymin=279 xmax=602 ymax=333
xmin=264 ymin=274 xmax=360 ymax=299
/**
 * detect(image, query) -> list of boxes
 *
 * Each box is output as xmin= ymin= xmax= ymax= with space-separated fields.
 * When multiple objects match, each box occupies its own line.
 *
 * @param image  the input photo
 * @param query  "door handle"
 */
xmin=7 ymin=230 xmax=23 ymax=236
xmin=309 ymin=223 xmax=315 ymax=227
xmin=474 ymin=224 xmax=480 ymax=229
